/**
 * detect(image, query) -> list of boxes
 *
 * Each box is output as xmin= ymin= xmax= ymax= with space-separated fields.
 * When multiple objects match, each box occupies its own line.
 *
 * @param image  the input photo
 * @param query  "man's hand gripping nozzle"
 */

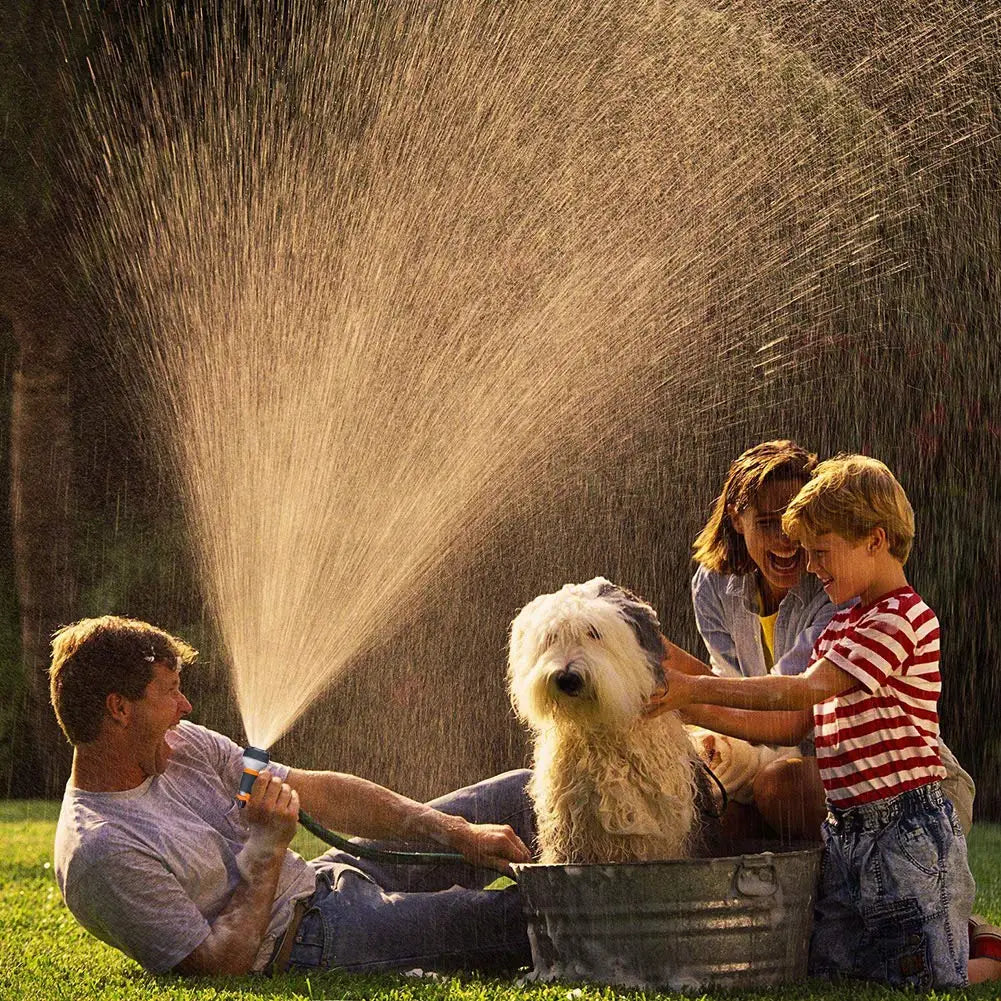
xmin=237 ymin=746 xmax=270 ymax=806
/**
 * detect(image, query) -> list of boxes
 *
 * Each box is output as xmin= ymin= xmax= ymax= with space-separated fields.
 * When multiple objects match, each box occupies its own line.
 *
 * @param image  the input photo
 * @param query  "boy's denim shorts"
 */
xmin=810 ymin=781 xmax=975 ymax=989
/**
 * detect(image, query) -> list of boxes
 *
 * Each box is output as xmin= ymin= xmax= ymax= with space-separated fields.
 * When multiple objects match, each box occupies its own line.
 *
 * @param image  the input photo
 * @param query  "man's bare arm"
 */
xmin=285 ymin=768 xmax=530 ymax=873
xmin=174 ymin=773 xmax=299 ymax=975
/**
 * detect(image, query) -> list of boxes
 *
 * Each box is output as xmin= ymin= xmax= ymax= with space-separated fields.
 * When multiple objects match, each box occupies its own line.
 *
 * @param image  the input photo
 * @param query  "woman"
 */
xmin=657 ymin=440 xmax=974 ymax=841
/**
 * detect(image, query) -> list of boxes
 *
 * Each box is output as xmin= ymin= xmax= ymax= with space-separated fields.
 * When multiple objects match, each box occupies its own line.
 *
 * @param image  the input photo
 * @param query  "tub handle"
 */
xmin=735 ymin=859 xmax=778 ymax=897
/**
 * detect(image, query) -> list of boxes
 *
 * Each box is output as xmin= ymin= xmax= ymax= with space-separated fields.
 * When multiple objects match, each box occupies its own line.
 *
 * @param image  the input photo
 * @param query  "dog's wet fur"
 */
xmin=509 ymin=577 xmax=722 ymax=864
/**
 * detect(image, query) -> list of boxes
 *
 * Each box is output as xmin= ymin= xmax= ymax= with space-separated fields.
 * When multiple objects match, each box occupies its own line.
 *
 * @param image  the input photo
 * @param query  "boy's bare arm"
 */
xmin=659 ymin=658 xmax=856 ymax=713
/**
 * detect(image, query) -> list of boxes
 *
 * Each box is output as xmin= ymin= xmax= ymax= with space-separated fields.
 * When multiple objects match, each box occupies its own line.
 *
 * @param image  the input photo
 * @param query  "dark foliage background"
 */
xmin=0 ymin=0 xmax=998 ymax=819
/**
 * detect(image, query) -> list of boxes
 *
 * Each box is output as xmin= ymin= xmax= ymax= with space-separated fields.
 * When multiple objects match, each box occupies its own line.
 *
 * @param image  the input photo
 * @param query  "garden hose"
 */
xmin=239 ymin=744 xmax=467 ymax=866
xmin=296 ymin=808 xmax=467 ymax=865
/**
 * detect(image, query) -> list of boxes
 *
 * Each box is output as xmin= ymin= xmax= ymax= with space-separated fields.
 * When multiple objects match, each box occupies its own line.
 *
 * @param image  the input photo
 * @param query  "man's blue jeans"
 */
xmin=286 ymin=768 xmax=535 ymax=974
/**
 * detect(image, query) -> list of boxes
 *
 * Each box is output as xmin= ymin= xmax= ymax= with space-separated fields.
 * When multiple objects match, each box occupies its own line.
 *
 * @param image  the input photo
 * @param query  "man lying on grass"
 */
xmin=50 ymin=615 xmax=533 ymax=976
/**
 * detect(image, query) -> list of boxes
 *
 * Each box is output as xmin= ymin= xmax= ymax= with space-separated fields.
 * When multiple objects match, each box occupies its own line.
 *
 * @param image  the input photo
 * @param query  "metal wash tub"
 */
xmin=511 ymin=844 xmax=822 ymax=991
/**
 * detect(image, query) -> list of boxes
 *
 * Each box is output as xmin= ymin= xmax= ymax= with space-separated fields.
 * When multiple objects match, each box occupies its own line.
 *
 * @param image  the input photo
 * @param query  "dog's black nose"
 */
xmin=554 ymin=669 xmax=584 ymax=696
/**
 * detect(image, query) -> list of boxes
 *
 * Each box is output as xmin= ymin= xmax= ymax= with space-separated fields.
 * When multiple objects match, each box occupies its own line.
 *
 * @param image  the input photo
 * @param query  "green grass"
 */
xmin=2 ymin=800 xmax=1000 ymax=1001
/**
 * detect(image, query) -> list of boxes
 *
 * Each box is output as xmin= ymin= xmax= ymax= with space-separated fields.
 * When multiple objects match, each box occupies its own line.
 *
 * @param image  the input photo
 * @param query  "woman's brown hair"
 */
xmin=693 ymin=440 xmax=818 ymax=575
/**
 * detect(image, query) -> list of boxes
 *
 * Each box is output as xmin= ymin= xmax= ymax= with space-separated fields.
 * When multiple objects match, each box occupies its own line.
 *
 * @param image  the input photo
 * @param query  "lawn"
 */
xmin=2 ymin=800 xmax=999 ymax=1001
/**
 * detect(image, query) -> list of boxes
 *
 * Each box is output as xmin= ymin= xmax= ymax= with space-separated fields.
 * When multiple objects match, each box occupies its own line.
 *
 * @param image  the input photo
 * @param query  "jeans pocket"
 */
xmin=287 ymin=908 xmax=327 ymax=971
xmin=819 ymin=846 xmax=844 ymax=898
xmin=861 ymin=896 xmax=930 ymax=988
xmin=945 ymin=799 xmax=966 ymax=838
xmin=894 ymin=813 xmax=943 ymax=876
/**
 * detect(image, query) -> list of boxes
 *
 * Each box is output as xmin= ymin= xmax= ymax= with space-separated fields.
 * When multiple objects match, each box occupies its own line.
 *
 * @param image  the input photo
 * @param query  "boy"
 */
xmin=651 ymin=454 xmax=1000 ymax=988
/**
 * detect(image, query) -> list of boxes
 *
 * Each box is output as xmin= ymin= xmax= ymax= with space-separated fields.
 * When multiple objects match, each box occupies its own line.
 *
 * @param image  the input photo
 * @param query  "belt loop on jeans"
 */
xmin=827 ymin=781 xmax=945 ymax=834
xmin=265 ymin=897 xmax=310 ymax=975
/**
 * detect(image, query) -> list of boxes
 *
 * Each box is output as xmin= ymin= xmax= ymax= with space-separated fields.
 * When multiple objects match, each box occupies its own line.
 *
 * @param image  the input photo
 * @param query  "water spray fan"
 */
xmin=238 ymin=745 xmax=468 ymax=866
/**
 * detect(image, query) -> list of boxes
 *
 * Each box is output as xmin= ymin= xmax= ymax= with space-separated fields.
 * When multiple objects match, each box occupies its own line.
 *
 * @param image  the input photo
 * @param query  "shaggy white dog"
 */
xmin=508 ymin=577 xmax=704 ymax=864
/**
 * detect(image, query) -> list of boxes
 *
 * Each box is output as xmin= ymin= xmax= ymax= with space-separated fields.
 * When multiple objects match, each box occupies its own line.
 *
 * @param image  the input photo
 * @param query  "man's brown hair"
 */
xmin=693 ymin=440 xmax=818 ymax=575
xmin=782 ymin=454 xmax=915 ymax=562
xmin=49 ymin=616 xmax=197 ymax=745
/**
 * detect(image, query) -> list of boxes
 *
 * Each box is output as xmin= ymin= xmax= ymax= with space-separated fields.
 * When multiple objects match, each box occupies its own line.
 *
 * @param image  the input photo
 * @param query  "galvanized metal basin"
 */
xmin=511 ymin=844 xmax=822 ymax=990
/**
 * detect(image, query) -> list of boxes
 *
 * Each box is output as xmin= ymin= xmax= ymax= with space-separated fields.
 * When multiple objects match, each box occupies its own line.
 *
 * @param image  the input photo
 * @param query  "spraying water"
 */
xmin=76 ymin=1 xmax=906 ymax=751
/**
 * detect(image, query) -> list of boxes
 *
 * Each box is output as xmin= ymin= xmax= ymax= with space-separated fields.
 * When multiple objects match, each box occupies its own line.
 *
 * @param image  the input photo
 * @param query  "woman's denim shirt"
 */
xmin=691 ymin=564 xmax=838 ymax=678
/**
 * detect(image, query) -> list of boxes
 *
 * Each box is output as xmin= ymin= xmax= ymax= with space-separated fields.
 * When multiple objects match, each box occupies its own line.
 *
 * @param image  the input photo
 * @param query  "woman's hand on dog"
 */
xmin=659 ymin=634 xmax=713 ymax=676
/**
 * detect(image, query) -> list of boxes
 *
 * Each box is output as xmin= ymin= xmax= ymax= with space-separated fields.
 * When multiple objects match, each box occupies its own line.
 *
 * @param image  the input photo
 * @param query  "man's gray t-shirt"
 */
xmin=53 ymin=721 xmax=317 ymax=972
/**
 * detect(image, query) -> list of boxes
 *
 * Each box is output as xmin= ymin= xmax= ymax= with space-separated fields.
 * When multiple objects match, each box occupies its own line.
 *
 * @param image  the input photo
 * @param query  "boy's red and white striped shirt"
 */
xmin=811 ymin=585 xmax=945 ymax=808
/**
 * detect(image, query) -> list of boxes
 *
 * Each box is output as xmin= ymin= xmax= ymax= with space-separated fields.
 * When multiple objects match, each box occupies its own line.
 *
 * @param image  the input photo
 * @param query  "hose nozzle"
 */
xmin=237 ymin=746 xmax=270 ymax=806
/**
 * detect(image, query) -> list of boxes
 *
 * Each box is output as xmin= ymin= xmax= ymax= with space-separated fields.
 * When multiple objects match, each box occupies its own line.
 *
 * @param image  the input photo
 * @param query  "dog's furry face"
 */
xmin=508 ymin=577 xmax=666 ymax=732
xmin=508 ymin=577 xmax=705 ymax=863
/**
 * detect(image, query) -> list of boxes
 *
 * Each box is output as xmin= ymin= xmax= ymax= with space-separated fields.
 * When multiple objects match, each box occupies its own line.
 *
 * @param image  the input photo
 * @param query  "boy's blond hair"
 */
xmin=781 ymin=454 xmax=915 ymax=562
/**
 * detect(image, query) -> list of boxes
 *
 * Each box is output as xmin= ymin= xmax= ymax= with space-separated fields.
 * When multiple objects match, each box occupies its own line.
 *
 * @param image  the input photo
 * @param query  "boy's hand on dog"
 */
xmin=644 ymin=685 xmax=670 ymax=718
xmin=643 ymin=666 xmax=695 ymax=717
xmin=647 ymin=634 xmax=712 ymax=716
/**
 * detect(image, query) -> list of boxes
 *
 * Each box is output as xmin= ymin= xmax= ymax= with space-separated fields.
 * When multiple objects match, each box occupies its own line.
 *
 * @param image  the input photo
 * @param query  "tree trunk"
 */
xmin=5 ymin=260 xmax=76 ymax=796
xmin=0 ymin=0 xmax=88 ymax=796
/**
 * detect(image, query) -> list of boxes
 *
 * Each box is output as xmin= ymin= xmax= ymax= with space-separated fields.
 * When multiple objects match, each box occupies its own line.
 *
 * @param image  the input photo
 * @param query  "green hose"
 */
xmin=239 ymin=743 xmax=469 ymax=866
xmin=297 ymin=809 xmax=468 ymax=865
